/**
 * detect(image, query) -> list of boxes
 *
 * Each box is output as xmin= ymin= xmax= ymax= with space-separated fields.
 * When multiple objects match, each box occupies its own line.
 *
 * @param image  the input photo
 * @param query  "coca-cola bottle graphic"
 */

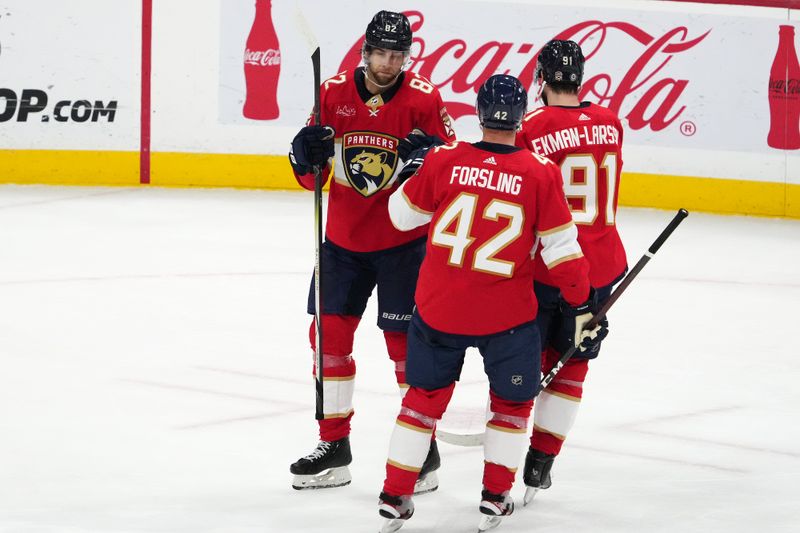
xmin=243 ymin=0 xmax=281 ymax=120
xmin=767 ymin=25 xmax=800 ymax=150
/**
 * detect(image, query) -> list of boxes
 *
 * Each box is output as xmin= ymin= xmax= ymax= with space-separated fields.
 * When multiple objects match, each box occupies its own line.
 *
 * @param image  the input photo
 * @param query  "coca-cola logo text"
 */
xmin=339 ymin=12 xmax=710 ymax=132
xmin=770 ymin=78 xmax=800 ymax=95
xmin=244 ymin=48 xmax=281 ymax=67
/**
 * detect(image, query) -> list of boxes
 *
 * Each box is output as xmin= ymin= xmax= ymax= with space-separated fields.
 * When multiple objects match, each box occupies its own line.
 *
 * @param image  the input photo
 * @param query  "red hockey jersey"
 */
xmin=294 ymin=68 xmax=456 ymax=253
xmin=516 ymin=103 xmax=627 ymax=288
xmin=388 ymin=141 xmax=590 ymax=336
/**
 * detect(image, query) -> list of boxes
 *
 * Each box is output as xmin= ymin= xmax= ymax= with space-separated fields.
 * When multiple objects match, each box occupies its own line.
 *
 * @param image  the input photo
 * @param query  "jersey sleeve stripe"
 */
xmin=546 ymin=251 xmax=585 ymax=270
xmin=536 ymin=220 xmax=574 ymax=237
xmin=388 ymin=182 xmax=433 ymax=231
xmin=539 ymin=223 xmax=584 ymax=268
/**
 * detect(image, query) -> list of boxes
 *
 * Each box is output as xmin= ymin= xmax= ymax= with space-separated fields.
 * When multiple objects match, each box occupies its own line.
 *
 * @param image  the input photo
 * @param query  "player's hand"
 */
xmin=398 ymin=130 xmax=445 ymax=162
xmin=560 ymin=290 xmax=608 ymax=353
xmin=396 ymin=146 xmax=429 ymax=185
xmin=289 ymin=125 xmax=335 ymax=173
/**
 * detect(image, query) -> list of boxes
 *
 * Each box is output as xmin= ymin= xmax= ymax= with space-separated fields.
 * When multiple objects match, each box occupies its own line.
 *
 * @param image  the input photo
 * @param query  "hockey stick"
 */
xmin=295 ymin=4 xmax=325 ymax=420
xmin=437 ymin=208 xmax=690 ymax=447
xmin=311 ymin=47 xmax=324 ymax=421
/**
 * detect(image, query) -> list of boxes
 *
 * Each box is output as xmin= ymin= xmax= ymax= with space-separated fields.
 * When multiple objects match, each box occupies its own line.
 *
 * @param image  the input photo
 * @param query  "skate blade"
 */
xmin=477 ymin=515 xmax=503 ymax=532
xmin=523 ymin=486 xmax=540 ymax=507
xmin=413 ymin=471 xmax=439 ymax=495
xmin=292 ymin=466 xmax=352 ymax=490
xmin=380 ymin=518 xmax=406 ymax=533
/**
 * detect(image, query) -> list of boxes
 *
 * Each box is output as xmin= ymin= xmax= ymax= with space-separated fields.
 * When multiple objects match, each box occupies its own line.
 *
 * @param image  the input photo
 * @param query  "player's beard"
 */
xmin=366 ymin=63 xmax=402 ymax=88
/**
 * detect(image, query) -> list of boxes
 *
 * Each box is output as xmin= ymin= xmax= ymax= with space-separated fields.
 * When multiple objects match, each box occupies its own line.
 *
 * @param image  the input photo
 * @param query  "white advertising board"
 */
xmin=0 ymin=0 xmax=140 ymax=151
xmin=1 ymin=0 xmax=797 ymax=204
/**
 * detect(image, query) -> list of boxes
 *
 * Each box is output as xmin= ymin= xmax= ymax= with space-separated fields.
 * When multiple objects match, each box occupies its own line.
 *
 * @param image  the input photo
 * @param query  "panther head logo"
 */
xmin=349 ymin=150 xmax=394 ymax=195
xmin=342 ymin=132 xmax=399 ymax=197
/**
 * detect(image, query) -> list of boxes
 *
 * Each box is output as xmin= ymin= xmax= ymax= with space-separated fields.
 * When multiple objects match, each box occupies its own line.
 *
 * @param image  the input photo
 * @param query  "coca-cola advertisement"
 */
xmin=768 ymin=25 xmax=800 ymax=150
xmin=242 ymin=0 xmax=281 ymax=120
xmin=220 ymin=0 xmax=285 ymax=124
xmin=219 ymin=0 xmax=798 ymax=158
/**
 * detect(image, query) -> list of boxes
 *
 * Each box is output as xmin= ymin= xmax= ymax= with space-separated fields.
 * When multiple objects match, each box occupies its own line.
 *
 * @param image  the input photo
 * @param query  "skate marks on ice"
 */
xmin=566 ymin=442 xmax=746 ymax=474
xmin=118 ymin=367 xmax=309 ymax=430
xmin=119 ymin=363 xmax=409 ymax=431
xmin=613 ymin=405 xmax=800 ymax=460
xmin=193 ymin=365 xmax=402 ymax=399
xmin=0 ymin=185 xmax=140 ymax=210
xmin=3 ymin=188 xmax=800 ymax=533
xmin=641 ymin=275 xmax=800 ymax=291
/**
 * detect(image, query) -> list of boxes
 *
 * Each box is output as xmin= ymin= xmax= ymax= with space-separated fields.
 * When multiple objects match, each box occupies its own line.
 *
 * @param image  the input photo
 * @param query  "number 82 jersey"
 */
xmin=297 ymin=67 xmax=456 ymax=253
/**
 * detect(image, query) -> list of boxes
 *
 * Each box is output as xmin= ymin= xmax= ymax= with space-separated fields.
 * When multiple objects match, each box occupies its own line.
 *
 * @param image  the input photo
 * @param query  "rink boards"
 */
xmin=0 ymin=0 xmax=799 ymax=217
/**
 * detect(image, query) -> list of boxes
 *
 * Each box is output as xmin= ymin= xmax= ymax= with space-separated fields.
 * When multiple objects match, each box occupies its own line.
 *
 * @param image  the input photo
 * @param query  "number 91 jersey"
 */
xmin=516 ymin=103 xmax=627 ymax=288
xmin=390 ymin=141 xmax=590 ymax=336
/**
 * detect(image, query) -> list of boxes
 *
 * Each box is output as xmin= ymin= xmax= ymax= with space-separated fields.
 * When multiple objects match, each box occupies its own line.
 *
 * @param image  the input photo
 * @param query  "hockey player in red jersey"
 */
xmin=287 ymin=11 xmax=456 ymax=492
xmin=377 ymin=75 xmax=604 ymax=533
xmin=515 ymin=40 xmax=628 ymax=505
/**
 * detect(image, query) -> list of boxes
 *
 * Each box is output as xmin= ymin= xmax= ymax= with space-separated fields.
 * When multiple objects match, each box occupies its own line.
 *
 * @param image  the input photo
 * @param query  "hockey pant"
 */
xmin=384 ymin=387 xmax=532 ymax=497
xmin=310 ymin=314 xmax=408 ymax=441
xmin=530 ymin=347 xmax=590 ymax=455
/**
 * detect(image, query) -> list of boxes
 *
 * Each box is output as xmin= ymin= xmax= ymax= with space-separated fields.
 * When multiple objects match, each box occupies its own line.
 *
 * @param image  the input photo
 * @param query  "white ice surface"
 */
xmin=0 ymin=185 xmax=798 ymax=533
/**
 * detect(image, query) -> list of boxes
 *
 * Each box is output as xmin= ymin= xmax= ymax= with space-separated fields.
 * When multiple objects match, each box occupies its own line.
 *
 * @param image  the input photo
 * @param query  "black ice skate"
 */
xmin=477 ymin=489 xmax=514 ymax=531
xmin=414 ymin=439 xmax=440 ymax=495
xmin=522 ymin=447 xmax=555 ymax=506
xmin=290 ymin=437 xmax=352 ymax=490
xmin=378 ymin=491 xmax=414 ymax=533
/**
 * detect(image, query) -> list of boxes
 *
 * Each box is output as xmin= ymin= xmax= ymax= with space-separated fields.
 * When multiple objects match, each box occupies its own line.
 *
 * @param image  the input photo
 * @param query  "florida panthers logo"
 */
xmin=342 ymin=132 xmax=399 ymax=197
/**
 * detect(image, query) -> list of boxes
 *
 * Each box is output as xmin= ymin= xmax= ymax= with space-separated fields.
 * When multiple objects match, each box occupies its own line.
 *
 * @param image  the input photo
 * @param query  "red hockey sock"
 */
xmin=383 ymin=384 xmax=455 ymax=496
xmin=483 ymin=391 xmax=532 ymax=494
xmin=531 ymin=356 xmax=589 ymax=455
xmin=383 ymin=331 xmax=408 ymax=387
xmin=309 ymin=314 xmax=360 ymax=442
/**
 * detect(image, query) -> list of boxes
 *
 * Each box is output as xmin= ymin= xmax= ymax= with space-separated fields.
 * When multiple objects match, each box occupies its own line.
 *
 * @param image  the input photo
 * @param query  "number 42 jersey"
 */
xmin=516 ymin=103 xmax=627 ymax=289
xmin=388 ymin=141 xmax=590 ymax=336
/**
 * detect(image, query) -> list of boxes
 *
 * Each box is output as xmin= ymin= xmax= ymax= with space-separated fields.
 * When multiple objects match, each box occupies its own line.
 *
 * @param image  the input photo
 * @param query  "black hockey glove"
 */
xmin=396 ymin=145 xmax=432 ymax=185
xmin=557 ymin=289 xmax=609 ymax=356
xmin=398 ymin=131 xmax=445 ymax=162
xmin=289 ymin=125 xmax=335 ymax=175
xmin=395 ymin=131 xmax=446 ymax=185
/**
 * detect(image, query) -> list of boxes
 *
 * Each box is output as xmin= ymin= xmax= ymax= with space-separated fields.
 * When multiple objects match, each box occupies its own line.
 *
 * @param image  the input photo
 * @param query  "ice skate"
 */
xmin=477 ymin=489 xmax=514 ymax=531
xmin=378 ymin=492 xmax=414 ymax=533
xmin=522 ymin=447 xmax=555 ymax=506
xmin=290 ymin=437 xmax=352 ymax=490
xmin=413 ymin=439 xmax=440 ymax=495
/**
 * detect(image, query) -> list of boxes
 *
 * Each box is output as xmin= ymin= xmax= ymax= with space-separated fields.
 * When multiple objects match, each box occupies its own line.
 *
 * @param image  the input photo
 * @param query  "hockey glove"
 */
xmin=396 ymin=146 xmax=430 ymax=185
xmin=558 ymin=289 xmax=609 ymax=355
xmin=395 ymin=131 xmax=445 ymax=185
xmin=289 ymin=125 xmax=335 ymax=175
xmin=398 ymin=131 xmax=445 ymax=162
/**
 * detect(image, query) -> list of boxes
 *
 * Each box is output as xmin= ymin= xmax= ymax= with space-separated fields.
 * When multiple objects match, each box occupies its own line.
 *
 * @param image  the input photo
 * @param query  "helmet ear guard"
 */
xmin=476 ymin=74 xmax=528 ymax=131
